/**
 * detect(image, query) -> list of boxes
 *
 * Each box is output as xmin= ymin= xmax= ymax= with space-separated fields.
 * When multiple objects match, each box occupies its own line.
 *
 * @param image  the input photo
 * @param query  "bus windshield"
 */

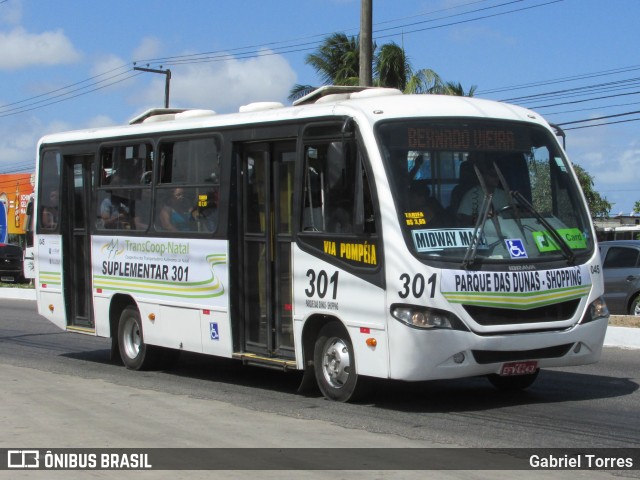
xmin=377 ymin=119 xmax=594 ymax=264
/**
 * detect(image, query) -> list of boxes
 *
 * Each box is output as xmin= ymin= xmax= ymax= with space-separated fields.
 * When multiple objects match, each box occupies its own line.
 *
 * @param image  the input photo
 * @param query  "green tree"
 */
xmin=634 ymin=200 xmax=640 ymax=214
xmin=374 ymin=42 xmax=411 ymax=91
xmin=306 ymin=32 xmax=360 ymax=85
xmin=444 ymin=81 xmax=477 ymax=97
xmin=375 ymin=42 xmax=451 ymax=94
xmin=289 ymin=33 xmax=361 ymax=101
xmin=573 ymin=164 xmax=612 ymax=217
xmin=289 ymin=35 xmax=471 ymax=101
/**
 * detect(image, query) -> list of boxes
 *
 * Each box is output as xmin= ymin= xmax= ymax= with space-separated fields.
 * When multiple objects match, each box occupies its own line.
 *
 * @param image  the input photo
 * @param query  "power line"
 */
xmin=138 ymin=0 xmax=561 ymax=69
xmin=544 ymin=99 xmax=640 ymax=116
xmin=0 ymin=0 xmax=633 ymax=140
xmin=374 ymin=0 xmax=564 ymax=41
xmin=501 ymin=76 xmax=640 ymax=104
xmin=0 ymin=64 xmax=131 ymax=111
xmin=557 ymin=110 xmax=640 ymax=126
xmin=0 ymin=71 xmax=142 ymax=118
xmin=134 ymin=0 xmax=510 ymax=66
xmin=478 ymin=64 xmax=640 ymax=96
xmin=0 ymin=0 xmax=560 ymax=118
xmin=521 ymin=90 xmax=640 ymax=110
xmin=562 ymin=117 xmax=640 ymax=130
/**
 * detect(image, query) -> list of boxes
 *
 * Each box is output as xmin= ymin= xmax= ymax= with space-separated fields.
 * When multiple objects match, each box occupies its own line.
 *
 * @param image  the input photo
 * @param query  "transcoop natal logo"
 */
xmin=101 ymin=239 xmax=124 ymax=259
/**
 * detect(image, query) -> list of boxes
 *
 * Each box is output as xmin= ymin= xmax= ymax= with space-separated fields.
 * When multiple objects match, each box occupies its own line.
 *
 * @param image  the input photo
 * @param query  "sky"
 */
xmin=1 ymin=0 xmax=638 ymax=214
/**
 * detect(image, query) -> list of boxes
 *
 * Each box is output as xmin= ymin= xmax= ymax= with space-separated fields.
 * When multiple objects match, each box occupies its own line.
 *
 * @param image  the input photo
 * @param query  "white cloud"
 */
xmin=0 ymin=0 xmax=22 ymax=25
xmin=0 ymin=108 xmax=90 ymax=168
xmin=131 ymin=50 xmax=297 ymax=113
xmin=0 ymin=0 xmax=23 ymax=26
xmin=86 ymin=115 xmax=117 ymax=129
xmin=569 ymin=127 xmax=640 ymax=212
xmin=133 ymin=37 xmax=162 ymax=63
xmin=0 ymin=117 xmax=52 ymax=168
xmin=88 ymin=54 xmax=138 ymax=95
xmin=91 ymin=54 xmax=127 ymax=77
xmin=597 ymin=141 xmax=640 ymax=184
xmin=0 ymin=27 xmax=81 ymax=70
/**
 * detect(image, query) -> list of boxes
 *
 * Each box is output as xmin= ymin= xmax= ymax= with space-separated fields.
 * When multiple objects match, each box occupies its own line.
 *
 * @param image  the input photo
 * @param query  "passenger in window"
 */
xmin=409 ymin=154 xmax=430 ymax=180
xmin=408 ymin=182 xmax=445 ymax=227
xmin=158 ymin=187 xmax=193 ymax=232
xmin=456 ymin=158 xmax=510 ymax=225
xmin=41 ymin=189 xmax=59 ymax=229
xmin=100 ymin=174 xmax=131 ymax=229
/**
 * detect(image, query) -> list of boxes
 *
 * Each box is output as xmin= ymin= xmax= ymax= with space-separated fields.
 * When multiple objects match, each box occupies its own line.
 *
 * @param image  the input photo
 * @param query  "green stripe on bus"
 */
xmin=442 ymin=285 xmax=591 ymax=309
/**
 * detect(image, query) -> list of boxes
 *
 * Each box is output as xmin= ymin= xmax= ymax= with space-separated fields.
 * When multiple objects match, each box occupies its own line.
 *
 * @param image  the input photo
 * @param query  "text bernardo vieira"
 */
xmin=530 ymin=454 xmax=634 ymax=469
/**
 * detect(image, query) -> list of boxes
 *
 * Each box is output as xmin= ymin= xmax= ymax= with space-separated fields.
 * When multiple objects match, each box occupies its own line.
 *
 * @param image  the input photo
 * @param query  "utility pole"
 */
xmin=133 ymin=65 xmax=172 ymax=108
xmin=359 ymin=0 xmax=373 ymax=86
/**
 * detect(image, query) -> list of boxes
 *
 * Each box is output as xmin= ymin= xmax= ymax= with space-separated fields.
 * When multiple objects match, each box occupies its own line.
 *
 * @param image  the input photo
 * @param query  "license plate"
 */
xmin=1 ymin=276 xmax=15 ymax=282
xmin=499 ymin=360 xmax=538 ymax=376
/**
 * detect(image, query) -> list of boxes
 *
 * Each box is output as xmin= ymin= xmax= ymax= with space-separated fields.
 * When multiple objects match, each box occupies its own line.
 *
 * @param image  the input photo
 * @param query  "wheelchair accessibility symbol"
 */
xmin=505 ymin=239 xmax=528 ymax=259
xmin=210 ymin=322 xmax=220 ymax=341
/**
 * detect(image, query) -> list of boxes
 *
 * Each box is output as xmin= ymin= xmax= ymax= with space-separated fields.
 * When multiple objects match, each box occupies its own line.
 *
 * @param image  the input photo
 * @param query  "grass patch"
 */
xmin=609 ymin=315 xmax=640 ymax=328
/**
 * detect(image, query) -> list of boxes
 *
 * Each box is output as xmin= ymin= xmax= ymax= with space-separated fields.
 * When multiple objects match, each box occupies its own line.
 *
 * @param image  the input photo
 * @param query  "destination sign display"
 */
xmin=407 ymin=125 xmax=529 ymax=152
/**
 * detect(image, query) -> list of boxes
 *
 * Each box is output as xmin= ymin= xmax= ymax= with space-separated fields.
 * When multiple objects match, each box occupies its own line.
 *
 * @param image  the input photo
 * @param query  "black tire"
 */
xmin=313 ymin=322 xmax=367 ymax=402
xmin=117 ymin=306 xmax=159 ymax=370
xmin=629 ymin=295 xmax=640 ymax=316
xmin=487 ymin=369 xmax=539 ymax=392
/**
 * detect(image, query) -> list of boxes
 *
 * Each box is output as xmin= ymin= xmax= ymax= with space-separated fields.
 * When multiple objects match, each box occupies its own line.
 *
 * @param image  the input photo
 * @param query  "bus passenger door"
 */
xmin=61 ymin=155 xmax=95 ymax=329
xmin=240 ymin=142 xmax=295 ymax=358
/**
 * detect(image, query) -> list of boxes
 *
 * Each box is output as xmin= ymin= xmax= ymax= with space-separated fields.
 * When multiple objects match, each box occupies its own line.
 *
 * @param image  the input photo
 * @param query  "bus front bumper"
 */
xmin=386 ymin=317 xmax=608 ymax=382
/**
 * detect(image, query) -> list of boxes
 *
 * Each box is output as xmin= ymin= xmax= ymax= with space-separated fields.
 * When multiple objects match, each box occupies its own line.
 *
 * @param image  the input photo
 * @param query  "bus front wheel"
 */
xmin=118 ymin=306 xmax=157 ymax=370
xmin=313 ymin=323 xmax=366 ymax=402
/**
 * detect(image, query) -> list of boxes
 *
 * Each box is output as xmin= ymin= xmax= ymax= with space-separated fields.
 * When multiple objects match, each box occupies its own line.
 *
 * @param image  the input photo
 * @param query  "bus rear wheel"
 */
xmin=313 ymin=323 xmax=366 ymax=402
xmin=487 ymin=369 xmax=539 ymax=391
xmin=118 ymin=306 xmax=158 ymax=370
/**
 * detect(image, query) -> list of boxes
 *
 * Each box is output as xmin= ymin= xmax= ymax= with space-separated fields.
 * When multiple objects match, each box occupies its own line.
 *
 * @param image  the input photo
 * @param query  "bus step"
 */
xmin=232 ymin=353 xmax=297 ymax=371
xmin=66 ymin=325 xmax=96 ymax=335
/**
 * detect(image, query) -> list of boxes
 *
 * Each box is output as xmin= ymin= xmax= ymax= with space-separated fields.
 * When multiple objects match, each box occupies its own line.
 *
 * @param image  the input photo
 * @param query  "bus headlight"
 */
xmin=580 ymin=297 xmax=609 ymax=324
xmin=391 ymin=304 xmax=466 ymax=330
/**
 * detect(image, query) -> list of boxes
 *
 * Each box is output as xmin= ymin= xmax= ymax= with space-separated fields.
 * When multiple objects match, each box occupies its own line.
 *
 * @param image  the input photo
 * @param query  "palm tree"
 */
xmin=290 ymin=33 xmax=361 ymax=101
xmin=374 ymin=42 xmax=411 ymax=91
xmin=308 ymin=33 xmax=360 ymax=85
xmin=374 ymin=42 xmax=448 ymax=95
xmin=288 ymin=33 xmax=473 ymax=101
xmin=404 ymin=68 xmax=448 ymax=94
xmin=444 ymin=81 xmax=477 ymax=97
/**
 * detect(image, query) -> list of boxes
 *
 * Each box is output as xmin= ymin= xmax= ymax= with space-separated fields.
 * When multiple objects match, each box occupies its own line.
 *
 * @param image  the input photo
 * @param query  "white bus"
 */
xmin=34 ymin=86 xmax=609 ymax=401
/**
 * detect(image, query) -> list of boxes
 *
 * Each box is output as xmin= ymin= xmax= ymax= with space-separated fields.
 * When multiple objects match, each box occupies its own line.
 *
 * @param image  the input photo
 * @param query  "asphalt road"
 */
xmin=1 ymin=298 xmax=639 ymax=480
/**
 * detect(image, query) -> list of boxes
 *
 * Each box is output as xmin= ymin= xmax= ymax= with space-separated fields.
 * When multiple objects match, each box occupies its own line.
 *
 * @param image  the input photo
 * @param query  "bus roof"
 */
xmin=38 ymin=87 xmax=551 ymax=147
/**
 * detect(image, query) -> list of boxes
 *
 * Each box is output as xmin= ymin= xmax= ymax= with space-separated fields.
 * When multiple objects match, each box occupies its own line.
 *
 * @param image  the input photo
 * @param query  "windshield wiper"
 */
xmin=510 ymin=190 xmax=575 ymax=265
xmin=493 ymin=162 xmax=526 ymax=239
xmin=461 ymin=192 xmax=493 ymax=269
xmin=461 ymin=163 xmax=503 ymax=269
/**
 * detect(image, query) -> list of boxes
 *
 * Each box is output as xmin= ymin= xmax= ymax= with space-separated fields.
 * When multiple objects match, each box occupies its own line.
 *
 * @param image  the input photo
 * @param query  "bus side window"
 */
xmin=301 ymin=141 xmax=376 ymax=235
xmin=38 ymin=151 xmax=61 ymax=232
xmin=41 ymin=188 xmax=59 ymax=230
xmin=155 ymin=137 xmax=221 ymax=234
xmin=302 ymin=147 xmax=324 ymax=231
